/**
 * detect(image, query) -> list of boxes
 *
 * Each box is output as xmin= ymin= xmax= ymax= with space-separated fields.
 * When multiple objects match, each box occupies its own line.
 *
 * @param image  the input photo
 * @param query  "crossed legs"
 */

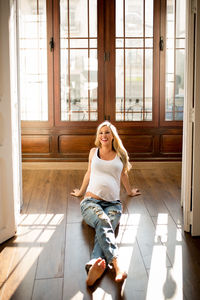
xmin=80 ymin=198 xmax=127 ymax=285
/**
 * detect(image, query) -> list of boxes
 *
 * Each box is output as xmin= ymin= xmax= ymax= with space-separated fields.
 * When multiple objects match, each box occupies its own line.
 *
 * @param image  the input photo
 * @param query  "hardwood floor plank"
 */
xmin=0 ymin=239 xmax=16 ymax=285
xmin=152 ymin=215 xmax=200 ymax=300
xmin=21 ymin=170 xmax=37 ymax=214
xmin=117 ymin=229 xmax=148 ymax=297
xmin=90 ymin=224 xmax=148 ymax=299
xmin=146 ymin=168 xmax=183 ymax=225
xmin=164 ymin=167 xmax=182 ymax=189
xmin=36 ymin=171 xmax=68 ymax=279
xmin=0 ymin=170 xmax=54 ymax=300
xmin=63 ymin=222 xmax=91 ymax=300
xmin=25 ymin=170 xmax=53 ymax=214
xmin=32 ymin=278 xmax=63 ymax=300
xmin=67 ymin=170 xmax=85 ymax=224
xmin=0 ymin=245 xmax=40 ymax=300
xmin=132 ymin=169 xmax=169 ymax=217
xmin=120 ymin=195 xmax=171 ymax=270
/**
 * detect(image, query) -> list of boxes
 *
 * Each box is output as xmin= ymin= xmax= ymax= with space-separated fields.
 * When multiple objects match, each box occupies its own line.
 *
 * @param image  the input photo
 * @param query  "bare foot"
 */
xmin=86 ymin=258 xmax=106 ymax=286
xmin=112 ymin=258 xmax=127 ymax=283
xmin=115 ymin=271 xmax=127 ymax=283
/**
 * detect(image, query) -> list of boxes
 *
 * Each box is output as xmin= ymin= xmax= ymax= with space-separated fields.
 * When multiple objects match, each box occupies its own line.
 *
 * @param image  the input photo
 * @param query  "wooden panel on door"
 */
xmin=121 ymin=135 xmax=154 ymax=154
xmin=59 ymin=135 xmax=95 ymax=153
xmin=161 ymin=135 xmax=182 ymax=153
xmin=22 ymin=136 xmax=51 ymax=153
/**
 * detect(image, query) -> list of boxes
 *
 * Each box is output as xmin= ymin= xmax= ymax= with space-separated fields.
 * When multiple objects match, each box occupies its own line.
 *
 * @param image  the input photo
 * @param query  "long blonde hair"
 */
xmin=94 ymin=121 xmax=132 ymax=173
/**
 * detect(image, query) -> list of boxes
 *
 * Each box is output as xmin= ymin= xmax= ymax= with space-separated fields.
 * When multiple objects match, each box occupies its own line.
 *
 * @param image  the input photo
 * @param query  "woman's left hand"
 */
xmin=70 ymin=188 xmax=83 ymax=197
xmin=128 ymin=188 xmax=141 ymax=197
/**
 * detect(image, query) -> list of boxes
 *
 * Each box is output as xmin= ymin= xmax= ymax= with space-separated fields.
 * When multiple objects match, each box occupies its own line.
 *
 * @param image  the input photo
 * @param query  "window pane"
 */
xmin=69 ymin=0 xmax=88 ymax=37
xmin=89 ymin=50 xmax=98 ymax=112
xmin=116 ymin=112 xmax=123 ymax=121
xmin=125 ymin=49 xmax=143 ymax=121
xmin=145 ymin=38 xmax=153 ymax=48
xmin=116 ymin=50 xmax=124 ymax=118
xmin=60 ymin=0 xmax=68 ymax=38
xmin=19 ymin=0 xmax=48 ymax=121
xmin=115 ymin=0 xmax=153 ymax=122
xmin=70 ymin=50 xmax=88 ymax=120
xmin=90 ymin=39 xmax=97 ymax=48
xmin=145 ymin=49 xmax=153 ymax=120
xmin=176 ymin=0 xmax=186 ymax=38
xmin=176 ymin=39 xmax=185 ymax=49
xmin=60 ymin=49 xmax=69 ymax=121
xmin=116 ymin=38 xmax=124 ymax=48
xmin=125 ymin=49 xmax=143 ymax=103
xmin=60 ymin=0 xmax=98 ymax=121
xmin=165 ymin=0 xmax=186 ymax=121
xmin=116 ymin=0 xmax=124 ymax=37
xmin=89 ymin=0 xmax=97 ymax=37
xmin=125 ymin=39 xmax=143 ymax=48
xmin=125 ymin=0 xmax=143 ymax=37
xmin=70 ymin=39 xmax=88 ymax=48
xmin=175 ymin=49 xmax=184 ymax=120
xmin=145 ymin=0 xmax=154 ymax=37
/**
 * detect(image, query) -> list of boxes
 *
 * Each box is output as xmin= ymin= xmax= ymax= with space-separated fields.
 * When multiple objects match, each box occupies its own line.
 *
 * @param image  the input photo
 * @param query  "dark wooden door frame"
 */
xmin=21 ymin=0 xmax=183 ymax=162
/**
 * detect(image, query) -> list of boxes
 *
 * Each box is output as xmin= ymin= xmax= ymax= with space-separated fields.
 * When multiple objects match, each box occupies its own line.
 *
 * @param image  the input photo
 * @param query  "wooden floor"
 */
xmin=1 ymin=163 xmax=200 ymax=300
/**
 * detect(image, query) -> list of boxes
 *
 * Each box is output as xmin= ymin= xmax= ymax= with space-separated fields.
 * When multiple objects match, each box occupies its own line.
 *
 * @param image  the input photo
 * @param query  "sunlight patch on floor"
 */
xmin=0 ymin=213 xmax=64 ymax=300
xmin=146 ymin=213 xmax=183 ymax=300
xmin=93 ymin=287 xmax=112 ymax=300
xmin=117 ymin=213 xmax=141 ymax=274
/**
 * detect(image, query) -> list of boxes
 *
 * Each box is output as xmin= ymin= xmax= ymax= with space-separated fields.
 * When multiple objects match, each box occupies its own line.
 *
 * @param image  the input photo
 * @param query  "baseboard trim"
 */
xmin=22 ymin=161 xmax=182 ymax=170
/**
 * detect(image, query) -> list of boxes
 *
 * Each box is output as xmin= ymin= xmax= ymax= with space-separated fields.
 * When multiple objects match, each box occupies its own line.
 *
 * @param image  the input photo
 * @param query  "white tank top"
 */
xmin=86 ymin=148 xmax=123 ymax=201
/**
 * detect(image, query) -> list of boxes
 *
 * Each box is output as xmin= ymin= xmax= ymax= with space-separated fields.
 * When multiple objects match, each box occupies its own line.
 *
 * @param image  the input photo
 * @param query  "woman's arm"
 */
xmin=121 ymin=170 xmax=141 ymax=197
xmin=70 ymin=148 xmax=96 ymax=197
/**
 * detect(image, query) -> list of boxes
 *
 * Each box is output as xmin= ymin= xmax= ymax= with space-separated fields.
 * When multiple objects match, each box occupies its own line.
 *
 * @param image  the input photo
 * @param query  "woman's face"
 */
xmin=98 ymin=125 xmax=114 ymax=146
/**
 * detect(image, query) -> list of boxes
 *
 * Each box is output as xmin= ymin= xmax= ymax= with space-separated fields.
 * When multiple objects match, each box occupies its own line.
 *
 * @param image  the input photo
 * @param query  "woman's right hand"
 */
xmin=70 ymin=188 xmax=83 ymax=197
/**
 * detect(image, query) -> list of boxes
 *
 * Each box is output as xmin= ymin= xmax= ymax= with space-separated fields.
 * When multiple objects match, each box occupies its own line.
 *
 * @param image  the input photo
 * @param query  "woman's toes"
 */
xmin=86 ymin=258 xmax=106 ymax=286
xmin=115 ymin=271 xmax=127 ymax=282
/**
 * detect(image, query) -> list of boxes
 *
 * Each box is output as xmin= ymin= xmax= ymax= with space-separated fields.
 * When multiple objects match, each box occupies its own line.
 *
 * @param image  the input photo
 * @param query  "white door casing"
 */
xmin=191 ymin=0 xmax=200 ymax=236
xmin=181 ymin=0 xmax=200 ymax=236
xmin=181 ymin=0 xmax=195 ymax=233
xmin=0 ymin=0 xmax=22 ymax=244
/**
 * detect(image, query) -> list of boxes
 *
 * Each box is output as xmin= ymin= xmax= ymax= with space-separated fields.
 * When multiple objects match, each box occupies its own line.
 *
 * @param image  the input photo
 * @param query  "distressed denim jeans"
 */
xmin=80 ymin=197 xmax=122 ymax=269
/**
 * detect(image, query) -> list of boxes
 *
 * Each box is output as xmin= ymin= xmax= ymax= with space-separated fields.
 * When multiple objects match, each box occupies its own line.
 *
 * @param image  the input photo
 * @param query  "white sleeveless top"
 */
xmin=86 ymin=148 xmax=123 ymax=201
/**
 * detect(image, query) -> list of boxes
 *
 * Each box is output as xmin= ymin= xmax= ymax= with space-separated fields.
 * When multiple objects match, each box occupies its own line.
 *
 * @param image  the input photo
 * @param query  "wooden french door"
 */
xmin=20 ymin=0 xmax=185 ymax=161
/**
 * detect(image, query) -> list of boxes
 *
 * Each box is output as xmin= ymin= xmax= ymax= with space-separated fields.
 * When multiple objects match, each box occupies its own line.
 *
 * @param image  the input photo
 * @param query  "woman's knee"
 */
xmin=107 ymin=208 xmax=121 ymax=221
xmin=81 ymin=203 xmax=107 ymax=226
xmin=107 ymin=208 xmax=121 ymax=230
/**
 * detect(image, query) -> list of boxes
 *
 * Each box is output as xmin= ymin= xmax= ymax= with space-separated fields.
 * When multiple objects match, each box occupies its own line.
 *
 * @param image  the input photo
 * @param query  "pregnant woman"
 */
xmin=71 ymin=121 xmax=140 ymax=286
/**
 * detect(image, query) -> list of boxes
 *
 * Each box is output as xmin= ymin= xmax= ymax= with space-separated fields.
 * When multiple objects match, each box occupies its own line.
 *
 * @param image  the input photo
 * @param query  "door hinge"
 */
xmin=104 ymin=52 xmax=110 ymax=61
xmin=188 ymin=210 xmax=193 ymax=225
xmin=192 ymin=0 xmax=197 ymax=13
xmin=49 ymin=37 xmax=54 ymax=52
xmin=159 ymin=36 xmax=164 ymax=51
xmin=189 ymin=108 xmax=195 ymax=123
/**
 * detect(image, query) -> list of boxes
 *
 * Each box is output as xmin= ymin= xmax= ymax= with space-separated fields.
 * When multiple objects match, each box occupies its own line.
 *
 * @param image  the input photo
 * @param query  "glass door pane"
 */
xmin=18 ymin=0 xmax=48 ymax=121
xmin=60 ymin=0 xmax=98 ymax=121
xmin=165 ymin=0 xmax=186 ymax=121
xmin=115 ymin=0 xmax=154 ymax=122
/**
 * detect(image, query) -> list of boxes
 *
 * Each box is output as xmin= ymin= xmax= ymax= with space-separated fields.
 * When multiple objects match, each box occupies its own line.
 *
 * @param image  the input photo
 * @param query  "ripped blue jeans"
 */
xmin=80 ymin=197 xmax=122 ymax=269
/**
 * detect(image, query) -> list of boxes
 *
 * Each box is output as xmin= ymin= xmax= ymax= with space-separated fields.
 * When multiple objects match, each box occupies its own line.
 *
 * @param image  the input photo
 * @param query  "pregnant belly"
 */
xmin=85 ymin=191 xmax=103 ymax=200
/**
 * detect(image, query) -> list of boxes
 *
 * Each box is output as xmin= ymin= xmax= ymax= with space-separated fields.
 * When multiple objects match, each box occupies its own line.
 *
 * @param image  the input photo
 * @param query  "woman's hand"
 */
xmin=70 ymin=188 xmax=83 ymax=197
xmin=128 ymin=188 xmax=141 ymax=197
